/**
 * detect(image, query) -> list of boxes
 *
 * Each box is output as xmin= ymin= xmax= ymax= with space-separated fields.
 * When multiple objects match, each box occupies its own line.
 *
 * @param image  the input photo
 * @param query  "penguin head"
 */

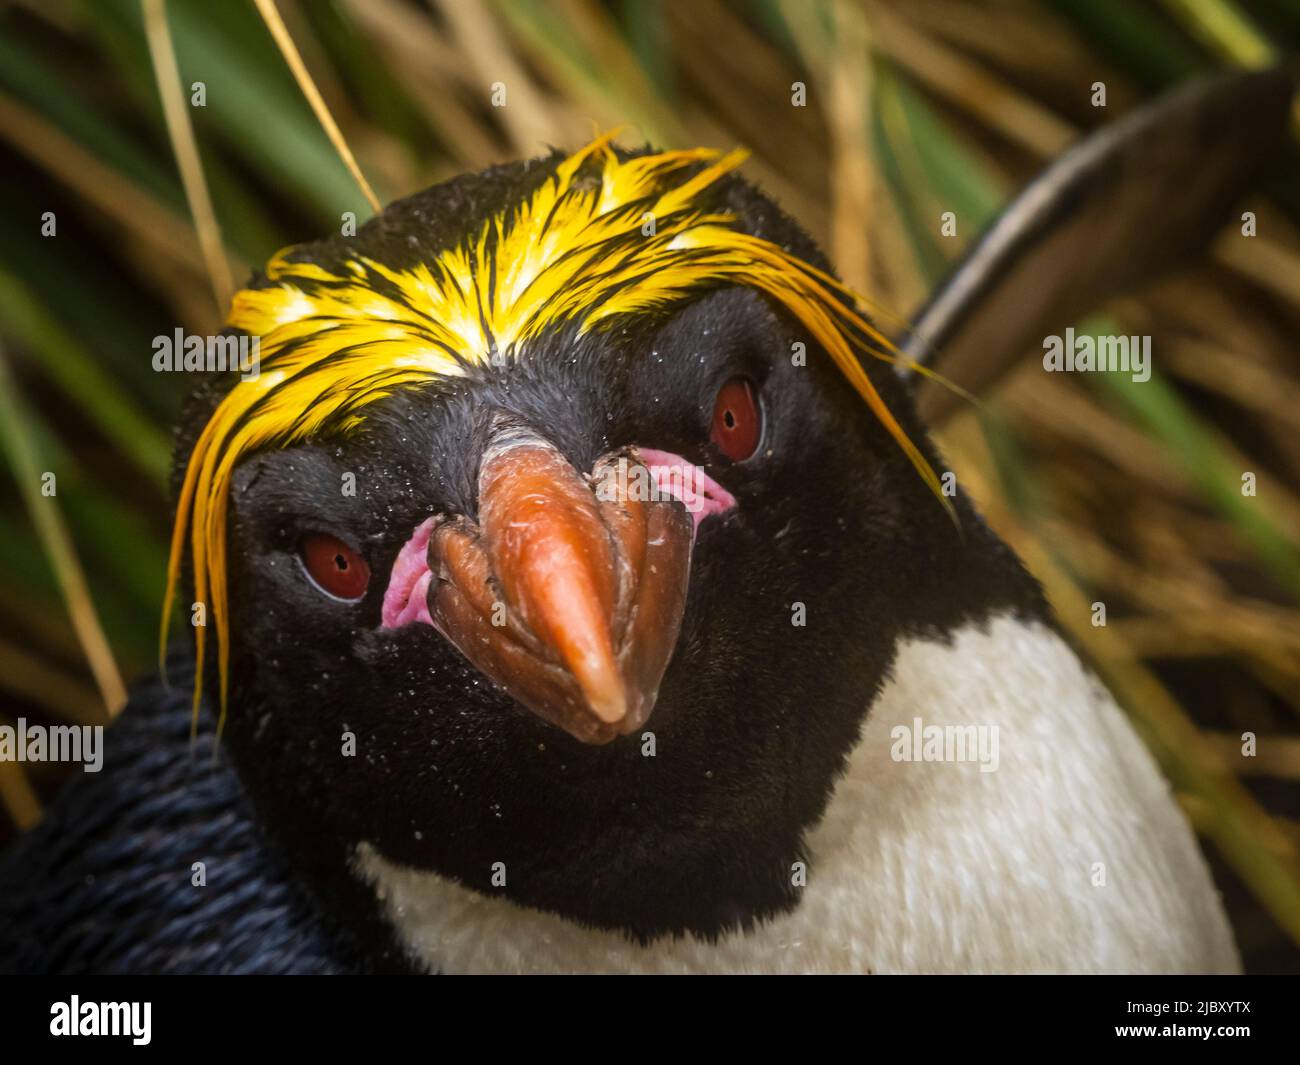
xmin=171 ymin=139 xmax=1041 ymax=945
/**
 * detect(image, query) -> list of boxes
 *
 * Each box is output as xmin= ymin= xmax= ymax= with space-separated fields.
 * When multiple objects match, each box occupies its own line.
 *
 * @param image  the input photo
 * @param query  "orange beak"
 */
xmin=427 ymin=431 xmax=693 ymax=744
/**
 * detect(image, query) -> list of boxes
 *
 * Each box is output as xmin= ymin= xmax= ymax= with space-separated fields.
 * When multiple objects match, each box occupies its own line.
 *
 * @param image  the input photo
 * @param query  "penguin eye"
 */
xmin=709 ymin=377 xmax=762 ymax=461
xmin=300 ymin=534 xmax=370 ymax=601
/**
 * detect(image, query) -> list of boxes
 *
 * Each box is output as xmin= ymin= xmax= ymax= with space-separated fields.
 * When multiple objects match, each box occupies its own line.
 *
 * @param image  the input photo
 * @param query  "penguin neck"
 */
xmin=352 ymin=612 xmax=1236 ymax=973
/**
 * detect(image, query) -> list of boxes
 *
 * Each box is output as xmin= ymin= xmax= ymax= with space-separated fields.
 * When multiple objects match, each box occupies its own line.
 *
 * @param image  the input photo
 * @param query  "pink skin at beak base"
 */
xmin=380 ymin=450 xmax=733 ymax=632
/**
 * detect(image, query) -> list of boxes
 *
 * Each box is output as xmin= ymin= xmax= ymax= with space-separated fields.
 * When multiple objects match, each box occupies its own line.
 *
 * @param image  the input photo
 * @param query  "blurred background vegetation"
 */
xmin=0 ymin=0 xmax=1298 ymax=972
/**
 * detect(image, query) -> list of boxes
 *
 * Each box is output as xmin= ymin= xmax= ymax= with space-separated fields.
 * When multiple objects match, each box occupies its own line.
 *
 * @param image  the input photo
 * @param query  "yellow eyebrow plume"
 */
xmin=163 ymin=134 xmax=951 ymax=737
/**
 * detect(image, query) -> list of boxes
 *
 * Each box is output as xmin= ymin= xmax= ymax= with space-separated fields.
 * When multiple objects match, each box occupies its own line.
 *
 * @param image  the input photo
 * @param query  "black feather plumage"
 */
xmin=0 ymin=658 xmax=381 ymax=974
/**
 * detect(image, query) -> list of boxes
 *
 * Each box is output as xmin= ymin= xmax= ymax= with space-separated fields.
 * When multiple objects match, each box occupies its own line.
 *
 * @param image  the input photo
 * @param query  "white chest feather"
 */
xmin=355 ymin=616 xmax=1239 ymax=973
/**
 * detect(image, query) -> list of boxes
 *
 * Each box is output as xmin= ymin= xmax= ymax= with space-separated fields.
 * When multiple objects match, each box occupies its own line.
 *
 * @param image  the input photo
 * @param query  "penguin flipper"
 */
xmin=900 ymin=66 xmax=1295 ymax=425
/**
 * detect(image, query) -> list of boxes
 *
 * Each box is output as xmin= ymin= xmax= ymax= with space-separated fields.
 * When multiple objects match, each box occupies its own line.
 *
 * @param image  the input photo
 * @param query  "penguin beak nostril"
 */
xmin=426 ymin=436 xmax=693 ymax=745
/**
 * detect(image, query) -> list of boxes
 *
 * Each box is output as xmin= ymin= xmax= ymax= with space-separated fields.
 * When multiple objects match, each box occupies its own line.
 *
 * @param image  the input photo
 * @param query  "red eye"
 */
xmin=301 ymin=534 xmax=370 ymax=601
xmin=709 ymin=377 xmax=762 ymax=461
